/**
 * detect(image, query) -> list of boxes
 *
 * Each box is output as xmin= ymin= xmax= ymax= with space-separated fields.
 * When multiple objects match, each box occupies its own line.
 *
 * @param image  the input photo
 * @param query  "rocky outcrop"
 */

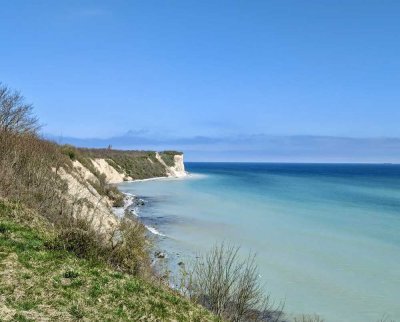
xmin=155 ymin=152 xmax=187 ymax=178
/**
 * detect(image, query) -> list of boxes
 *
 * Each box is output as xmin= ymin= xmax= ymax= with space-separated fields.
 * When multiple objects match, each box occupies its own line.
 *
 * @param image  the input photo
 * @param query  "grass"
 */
xmin=159 ymin=151 xmax=182 ymax=167
xmin=77 ymin=148 xmax=183 ymax=179
xmin=0 ymin=204 xmax=219 ymax=321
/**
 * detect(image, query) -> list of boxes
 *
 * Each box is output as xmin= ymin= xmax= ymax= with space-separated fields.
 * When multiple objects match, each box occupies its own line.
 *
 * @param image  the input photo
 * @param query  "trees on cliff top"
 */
xmin=0 ymin=83 xmax=40 ymax=134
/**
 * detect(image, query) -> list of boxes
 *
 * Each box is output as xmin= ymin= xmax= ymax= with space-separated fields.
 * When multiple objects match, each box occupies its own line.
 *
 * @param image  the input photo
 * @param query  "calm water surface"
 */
xmin=118 ymin=163 xmax=400 ymax=322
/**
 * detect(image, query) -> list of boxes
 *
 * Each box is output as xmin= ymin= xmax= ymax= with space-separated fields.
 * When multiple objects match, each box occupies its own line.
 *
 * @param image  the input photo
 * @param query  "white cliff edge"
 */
xmin=55 ymin=152 xmax=186 ymax=235
xmin=155 ymin=152 xmax=187 ymax=178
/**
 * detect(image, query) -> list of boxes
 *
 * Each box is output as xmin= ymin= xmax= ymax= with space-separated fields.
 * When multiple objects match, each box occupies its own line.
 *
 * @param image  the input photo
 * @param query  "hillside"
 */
xmin=0 ymin=199 xmax=218 ymax=321
xmin=0 ymin=85 xmax=216 ymax=321
xmin=1 ymin=83 xmax=331 ymax=322
xmin=77 ymin=148 xmax=186 ymax=181
xmin=0 ymin=121 xmax=217 ymax=320
xmin=55 ymin=145 xmax=187 ymax=231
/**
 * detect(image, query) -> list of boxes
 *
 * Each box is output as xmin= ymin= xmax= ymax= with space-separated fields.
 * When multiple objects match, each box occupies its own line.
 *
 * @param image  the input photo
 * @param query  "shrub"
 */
xmin=53 ymin=215 xmax=150 ymax=276
xmin=64 ymin=270 xmax=80 ymax=279
xmin=60 ymin=144 xmax=78 ymax=160
xmin=186 ymin=243 xmax=284 ymax=322
xmin=294 ymin=315 xmax=324 ymax=322
xmin=108 ymin=218 xmax=151 ymax=276
xmin=56 ymin=217 xmax=104 ymax=259
xmin=159 ymin=151 xmax=178 ymax=167
xmin=0 ymin=130 xmax=70 ymax=221
xmin=112 ymin=196 xmax=125 ymax=208
xmin=0 ymin=83 xmax=40 ymax=134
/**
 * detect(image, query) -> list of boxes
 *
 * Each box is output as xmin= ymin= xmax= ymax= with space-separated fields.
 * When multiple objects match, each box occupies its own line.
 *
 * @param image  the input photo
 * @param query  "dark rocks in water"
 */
xmin=155 ymin=251 xmax=167 ymax=259
xmin=178 ymin=261 xmax=185 ymax=267
xmin=135 ymin=198 xmax=145 ymax=206
xmin=127 ymin=197 xmax=146 ymax=208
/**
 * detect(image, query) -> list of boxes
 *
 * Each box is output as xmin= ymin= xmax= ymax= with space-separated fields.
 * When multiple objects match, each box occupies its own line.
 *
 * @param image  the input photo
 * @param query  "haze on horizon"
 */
xmin=1 ymin=1 xmax=399 ymax=162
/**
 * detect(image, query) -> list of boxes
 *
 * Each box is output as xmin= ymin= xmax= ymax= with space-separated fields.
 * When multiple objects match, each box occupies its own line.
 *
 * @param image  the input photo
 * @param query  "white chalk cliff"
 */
xmin=169 ymin=154 xmax=187 ymax=178
xmin=155 ymin=152 xmax=187 ymax=178
xmin=56 ymin=151 xmax=186 ymax=235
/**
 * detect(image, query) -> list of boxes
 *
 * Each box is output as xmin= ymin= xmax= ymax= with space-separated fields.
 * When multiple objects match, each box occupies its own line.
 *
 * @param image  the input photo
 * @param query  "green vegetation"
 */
xmin=0 ymin=82 xmax=217 ymax=321
xmin=60 ymin=145 xmax=125 ymax=206
xmin=78 ymin=148 xmax=171 ymax=179
xmin=2 ymin=82 xmax=391 ymax=322
xmin=0 ymin=201 xmax=218 ymax=321
xmin=159 ymin=150 xmax=182 ymax=167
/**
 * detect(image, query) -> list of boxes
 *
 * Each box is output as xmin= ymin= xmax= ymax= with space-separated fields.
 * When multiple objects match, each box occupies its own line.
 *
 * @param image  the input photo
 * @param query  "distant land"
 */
xmin=47 ymin=132 xmax=400 ymax=163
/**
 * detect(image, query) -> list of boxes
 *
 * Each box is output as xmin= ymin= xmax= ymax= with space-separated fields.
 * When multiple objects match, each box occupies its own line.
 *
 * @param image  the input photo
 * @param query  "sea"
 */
xmin=117 ymin=162 xmax=400 ymax=322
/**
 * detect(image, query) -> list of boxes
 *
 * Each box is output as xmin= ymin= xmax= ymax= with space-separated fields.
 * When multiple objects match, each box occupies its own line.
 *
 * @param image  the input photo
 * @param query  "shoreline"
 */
xmin=112 ymin=189 xmax=167 ymax=237
xmin=130 ymin=172 xmax=205 ymax=183
xmin=114 ymin=171 xmax=207 ymax=238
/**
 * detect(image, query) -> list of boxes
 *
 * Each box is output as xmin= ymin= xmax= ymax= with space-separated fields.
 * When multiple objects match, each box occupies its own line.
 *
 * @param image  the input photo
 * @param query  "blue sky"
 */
xmin=1 ymin=1 xmax=399 ymax=161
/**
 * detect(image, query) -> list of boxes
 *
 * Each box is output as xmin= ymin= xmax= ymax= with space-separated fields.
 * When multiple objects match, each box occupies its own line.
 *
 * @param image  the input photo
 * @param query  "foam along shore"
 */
xmin=115 ymin=173 xmax=209 ymax=236
xmin=112 ymin=191 xmax=168 ymax=237
xmin=112 ymin=193 xmax=135 ymax=218
xmin=144 ymin=225 xmax=166 ymax=237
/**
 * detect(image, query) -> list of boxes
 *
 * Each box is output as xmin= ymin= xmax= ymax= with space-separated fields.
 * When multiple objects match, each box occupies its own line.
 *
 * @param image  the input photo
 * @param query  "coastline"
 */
xmin=113 ymin=171 xmax=190 ymax=236
xmin=130 ymin=174 xmax=187 ymax=183
xmin=113 ymin=163 xmax=400 ymax=321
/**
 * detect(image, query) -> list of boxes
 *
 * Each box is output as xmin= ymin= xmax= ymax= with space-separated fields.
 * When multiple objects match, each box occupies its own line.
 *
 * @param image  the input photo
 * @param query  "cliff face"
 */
xmin=170 ymin=154 xmax=186 ymax=177
xmin=76 ymin=149 xmax=186 ymax=181
xmin=155 ymin=152 xmax=187 ymax=178
xmin=57 ymin=150 xmax=186 ymax=233
xmin=95 ymin=151 xmax=186 ymax=183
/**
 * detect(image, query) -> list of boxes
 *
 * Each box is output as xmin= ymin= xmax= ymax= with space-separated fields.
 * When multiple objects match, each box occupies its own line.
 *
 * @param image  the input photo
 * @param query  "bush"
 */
xmin=0 ymin=83 xmax=39 ymax=134
xmin=56 ymin=217 xmax=104 ymax=260
xmin=159 ymin=151 xmax=178 ymax=167
xmin=112 ymin=196 xmax=125 ymax=208
xmin=108 ymin=218 xmax=151 ymax=276
xmin=61 ymin=144 xmax=77 ymax=160
xmin=185 ymin=243 xmax=284 ymax=322
xmin=63 ymin=270 xmax=79 ymax=279
xmin=294 ymin=315 xmax=324 ymax=322
xmin=0 ymin=130 xmax=70 ymax=221
xmin=53 ymin=215 xmax=150 ymax=276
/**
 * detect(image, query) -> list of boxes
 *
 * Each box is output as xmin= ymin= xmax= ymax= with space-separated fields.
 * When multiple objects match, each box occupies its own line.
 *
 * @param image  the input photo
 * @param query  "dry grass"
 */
xmin=0 ymin=202 xmax=219 ymax=321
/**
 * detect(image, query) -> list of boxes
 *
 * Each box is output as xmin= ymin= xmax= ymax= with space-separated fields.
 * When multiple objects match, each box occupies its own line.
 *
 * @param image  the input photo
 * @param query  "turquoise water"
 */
xmin=118 ymin=163 xmax=400 ymax=322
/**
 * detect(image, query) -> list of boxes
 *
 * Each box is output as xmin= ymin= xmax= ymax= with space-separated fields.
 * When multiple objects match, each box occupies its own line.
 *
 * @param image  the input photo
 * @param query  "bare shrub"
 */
xmin=187 ymin=243 xmax=285 ymax=322
xmin=293 ymin=314 xmax=324 ymax=322
xmin=108 ymin=218 xmax=151 ymax=275
xmin=0 ymin=83 xmax=40 ymax=134
xmin=0 ymin=130 xmax=70 ymax=220
xmin=0 ymin=83 xmax=151 ymax=277
xmin=377 ymin=315 xmax=396 ymax=322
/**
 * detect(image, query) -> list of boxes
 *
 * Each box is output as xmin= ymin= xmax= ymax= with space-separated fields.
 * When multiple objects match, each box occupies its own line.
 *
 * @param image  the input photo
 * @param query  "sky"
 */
xmin=1 ymin=1 xmax=400 ymax=161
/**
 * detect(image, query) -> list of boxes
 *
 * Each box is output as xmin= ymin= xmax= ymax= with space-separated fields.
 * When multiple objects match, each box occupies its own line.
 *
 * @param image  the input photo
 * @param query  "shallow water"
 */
xmin=118 ymin=163 xmax=400 ymax=322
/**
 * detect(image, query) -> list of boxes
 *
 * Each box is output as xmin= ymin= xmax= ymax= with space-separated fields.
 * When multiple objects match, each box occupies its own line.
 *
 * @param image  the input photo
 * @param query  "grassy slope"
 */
xmin=0 ymin=201 xmax=218 ymax=322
